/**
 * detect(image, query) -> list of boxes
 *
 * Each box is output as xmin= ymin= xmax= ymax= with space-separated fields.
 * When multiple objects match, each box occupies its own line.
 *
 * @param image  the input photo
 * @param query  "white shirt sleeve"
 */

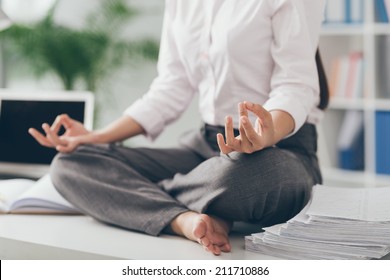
xmin=263 ymin=0 xmax=326 ymax=135
xmin=124 ymin=0 xmax=195 ymax=140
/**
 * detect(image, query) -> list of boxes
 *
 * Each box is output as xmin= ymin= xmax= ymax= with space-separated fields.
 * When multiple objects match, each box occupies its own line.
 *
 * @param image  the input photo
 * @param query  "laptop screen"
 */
xmin=0 ymin=100 xmax=85 ymax=164
xmin=0 ymin=90 xmax=94 ymax=178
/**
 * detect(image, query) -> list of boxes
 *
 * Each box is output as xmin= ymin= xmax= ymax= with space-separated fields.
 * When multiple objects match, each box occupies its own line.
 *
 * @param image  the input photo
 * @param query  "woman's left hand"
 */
xmin=217 ymin=102 xmax=276 ymax=154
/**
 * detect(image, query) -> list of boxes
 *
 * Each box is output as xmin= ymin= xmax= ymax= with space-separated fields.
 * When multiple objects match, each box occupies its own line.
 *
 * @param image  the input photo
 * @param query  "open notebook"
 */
xmin=0 ymin=174 xmax=79 ymax=214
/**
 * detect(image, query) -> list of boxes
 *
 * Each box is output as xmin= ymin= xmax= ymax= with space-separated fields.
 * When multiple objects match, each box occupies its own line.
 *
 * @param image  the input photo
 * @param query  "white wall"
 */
xmin=2 ymin=0 xmax=201 ymax=148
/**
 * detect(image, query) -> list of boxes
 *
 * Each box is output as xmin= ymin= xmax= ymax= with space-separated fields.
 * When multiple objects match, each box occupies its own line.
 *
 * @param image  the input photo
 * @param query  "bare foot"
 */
xmin=170 ymin=211 xmax=232 ymax=255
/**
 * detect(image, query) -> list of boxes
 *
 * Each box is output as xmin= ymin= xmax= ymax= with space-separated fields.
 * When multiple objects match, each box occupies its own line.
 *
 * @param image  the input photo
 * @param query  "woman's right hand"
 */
xmin=28 ymin=114 xmax=91 ymax=153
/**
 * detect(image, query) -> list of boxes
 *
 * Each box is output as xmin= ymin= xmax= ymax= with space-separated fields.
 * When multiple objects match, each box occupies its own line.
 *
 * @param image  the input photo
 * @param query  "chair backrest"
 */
xmin=315 ymin=49 xmax=329 ymax=110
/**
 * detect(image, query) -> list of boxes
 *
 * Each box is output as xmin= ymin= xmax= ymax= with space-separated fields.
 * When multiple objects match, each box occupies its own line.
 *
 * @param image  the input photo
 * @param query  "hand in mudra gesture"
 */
xmin=217 ymin=102 xmax=276 ymax=154
xmin=29 ymin=114 xmax=90 ymax=153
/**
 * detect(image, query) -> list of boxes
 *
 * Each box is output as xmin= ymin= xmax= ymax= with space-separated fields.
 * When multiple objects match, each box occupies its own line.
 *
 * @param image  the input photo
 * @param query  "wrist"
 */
xmin=88 ymin=130 xmax=107 ymax=144
xmin=269 ymin=110 xmax=294 ymax=143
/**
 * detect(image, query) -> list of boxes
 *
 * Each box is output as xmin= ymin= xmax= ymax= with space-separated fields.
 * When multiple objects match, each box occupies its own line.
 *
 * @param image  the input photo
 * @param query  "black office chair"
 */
xmin=316 ymin=49 xmax=329 ymax=110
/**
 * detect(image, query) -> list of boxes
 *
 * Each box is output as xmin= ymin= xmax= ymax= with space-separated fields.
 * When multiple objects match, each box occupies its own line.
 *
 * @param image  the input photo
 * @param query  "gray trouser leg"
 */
xmin=51 ymin=124 xmax=321 ymax=236
xmin=161 ymin=123 xmax=321 ymax=227
xmin=50 ymin=144 xmax=204 ymax=236
xmin=161 ymin=147 xmax=316 ymax=227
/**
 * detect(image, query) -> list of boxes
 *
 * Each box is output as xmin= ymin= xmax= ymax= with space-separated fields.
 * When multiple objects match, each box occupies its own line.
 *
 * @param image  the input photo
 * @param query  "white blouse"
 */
xmin=125 ymin=0 xmax=326 ymax=140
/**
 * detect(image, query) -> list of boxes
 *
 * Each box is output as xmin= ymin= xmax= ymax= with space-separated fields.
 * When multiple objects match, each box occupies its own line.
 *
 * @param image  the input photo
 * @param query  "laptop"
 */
xmin=0 ymin=89 xmax=94 ymax=178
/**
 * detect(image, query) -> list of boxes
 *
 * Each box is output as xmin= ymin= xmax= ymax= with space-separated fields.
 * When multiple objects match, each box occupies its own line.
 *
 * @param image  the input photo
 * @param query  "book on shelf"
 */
xmin=330 ymin=55 xmax=349 ymax=98
xmin=347 ymin=0 xmax=364 ymax=23
xmin=245 ymin=184 xmax=390 ymax=260
xmin=324 ymin=0 xmax=364 ymax=24
xmin=329 ymin=52 xmax=364 ymax=100
xmin=377 ymin=35 xmax=390 ymax=98
xmin=0 ymin=174 xmax=79 ymax=214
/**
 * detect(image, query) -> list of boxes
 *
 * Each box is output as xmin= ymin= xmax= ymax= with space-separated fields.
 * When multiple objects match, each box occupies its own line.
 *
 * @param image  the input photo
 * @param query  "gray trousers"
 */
xmin=50 ymin=123 xmax=322 ymax=236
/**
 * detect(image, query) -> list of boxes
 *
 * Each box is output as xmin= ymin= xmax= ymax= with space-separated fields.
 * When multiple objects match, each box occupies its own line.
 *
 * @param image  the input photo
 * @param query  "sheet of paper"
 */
xmin=11 ymin=174 xmax=75 ymax=211
xmin=0 ymin=179 xmax=35 ymax=211
xmin=307 ymin=185 xmax=390 ymax=222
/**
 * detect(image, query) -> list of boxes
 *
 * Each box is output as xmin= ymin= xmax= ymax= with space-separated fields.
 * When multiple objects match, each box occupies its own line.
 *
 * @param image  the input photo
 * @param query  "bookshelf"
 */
xmin=318 ymin=0 xmax=390 ymax=187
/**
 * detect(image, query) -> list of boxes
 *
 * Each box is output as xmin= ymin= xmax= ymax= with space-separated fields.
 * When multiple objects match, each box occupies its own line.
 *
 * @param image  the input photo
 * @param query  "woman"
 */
xmin=30 ymin=0 xmax=326 ymax=255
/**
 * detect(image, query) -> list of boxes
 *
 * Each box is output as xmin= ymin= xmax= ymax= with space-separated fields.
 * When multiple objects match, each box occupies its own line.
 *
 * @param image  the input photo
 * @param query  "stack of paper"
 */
xmin=245 ymin=185 xmax=390 ymax=259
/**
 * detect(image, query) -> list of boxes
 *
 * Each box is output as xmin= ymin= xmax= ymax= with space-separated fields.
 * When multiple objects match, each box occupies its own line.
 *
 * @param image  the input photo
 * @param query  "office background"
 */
xmin=1 ymin=0 xmax=390 ymax=187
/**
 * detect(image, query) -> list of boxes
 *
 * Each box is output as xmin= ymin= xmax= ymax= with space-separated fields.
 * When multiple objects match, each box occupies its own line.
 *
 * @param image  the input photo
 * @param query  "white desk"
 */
xmin=0 ymin=215 xmax=277 ymax=260
xmin=2 ymin=215 xmax=390 ymax=260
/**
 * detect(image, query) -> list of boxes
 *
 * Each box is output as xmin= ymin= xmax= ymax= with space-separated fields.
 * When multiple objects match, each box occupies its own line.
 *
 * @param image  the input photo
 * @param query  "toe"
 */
xmin=199 ymin=236 xmax=211 ymax=247
xmin=193 ymin=218 xmax=208 ymax=240
xmin=212 ymin=245 xmax=221 ymax=256
xmin=221 ymin=243 xmax=231 ymax=252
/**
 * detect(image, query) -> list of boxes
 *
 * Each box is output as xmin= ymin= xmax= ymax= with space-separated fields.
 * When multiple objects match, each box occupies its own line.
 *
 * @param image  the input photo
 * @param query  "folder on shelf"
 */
xmin=376 ymin=111 xmax=390 ymax=175
xmin=375 ymin=0 xmax=389 ymax=22
xmin=337 ymin=110 xmax=365 ymax=170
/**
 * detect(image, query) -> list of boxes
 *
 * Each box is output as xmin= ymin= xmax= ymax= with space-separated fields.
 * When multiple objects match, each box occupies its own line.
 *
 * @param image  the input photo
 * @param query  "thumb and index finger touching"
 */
xmin=28 ymin=114 xmax=75 ymax=149
xmin=244 ymin=102 xmax=269 ymax=121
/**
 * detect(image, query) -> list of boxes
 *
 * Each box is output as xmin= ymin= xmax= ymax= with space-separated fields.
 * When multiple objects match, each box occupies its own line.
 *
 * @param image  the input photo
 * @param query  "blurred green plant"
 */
xmin=0 ymin=0 xmax=159 ymax=92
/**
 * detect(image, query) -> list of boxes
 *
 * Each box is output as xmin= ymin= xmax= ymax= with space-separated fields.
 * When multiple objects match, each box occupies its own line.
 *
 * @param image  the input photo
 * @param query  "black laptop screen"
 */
xmin=0 ymin=100 xmax=85 ymax=165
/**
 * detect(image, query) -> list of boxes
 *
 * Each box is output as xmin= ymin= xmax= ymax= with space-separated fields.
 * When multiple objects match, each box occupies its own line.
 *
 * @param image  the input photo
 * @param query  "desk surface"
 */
xmin=0 ymin=215 xmax=277 ymax=260
xmin=2 ymin=215 xmax=390 ymax=260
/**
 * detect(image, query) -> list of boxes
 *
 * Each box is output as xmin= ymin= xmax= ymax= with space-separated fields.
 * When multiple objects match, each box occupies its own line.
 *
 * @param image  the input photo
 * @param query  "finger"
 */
xmin=224 ymin=116 xmax=237 ymax=147
xmin=50 ymin=114 xmax=69 ymax=134
xmin=244 ymin=102 xmax=272 ymax=127
xmin=50 ymin=115 xmax=64 ymax=134
xmin=42 ymin=123 xmax=67 ymax=146
xmin=56 ymin=143 xmax=75 ymax=153
xmin=256 ymin=118 xmax=264 ymax=136
xmin=238 ymin=125 xmax=253 ymax=153
xmin=28 ymin=128 xmax=53 ymax=147
xmin=238 ymin=102 xmax=252 ymax=151
xmin=238 ymin=102 xmax=248 ymax=118
xmin=60 ymin=114 xmax=73 ymax=130
xmin=241 ymin=116 xmax=262 ymax=148
xmin=217 ymin=133 xmax=233 ymax=154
